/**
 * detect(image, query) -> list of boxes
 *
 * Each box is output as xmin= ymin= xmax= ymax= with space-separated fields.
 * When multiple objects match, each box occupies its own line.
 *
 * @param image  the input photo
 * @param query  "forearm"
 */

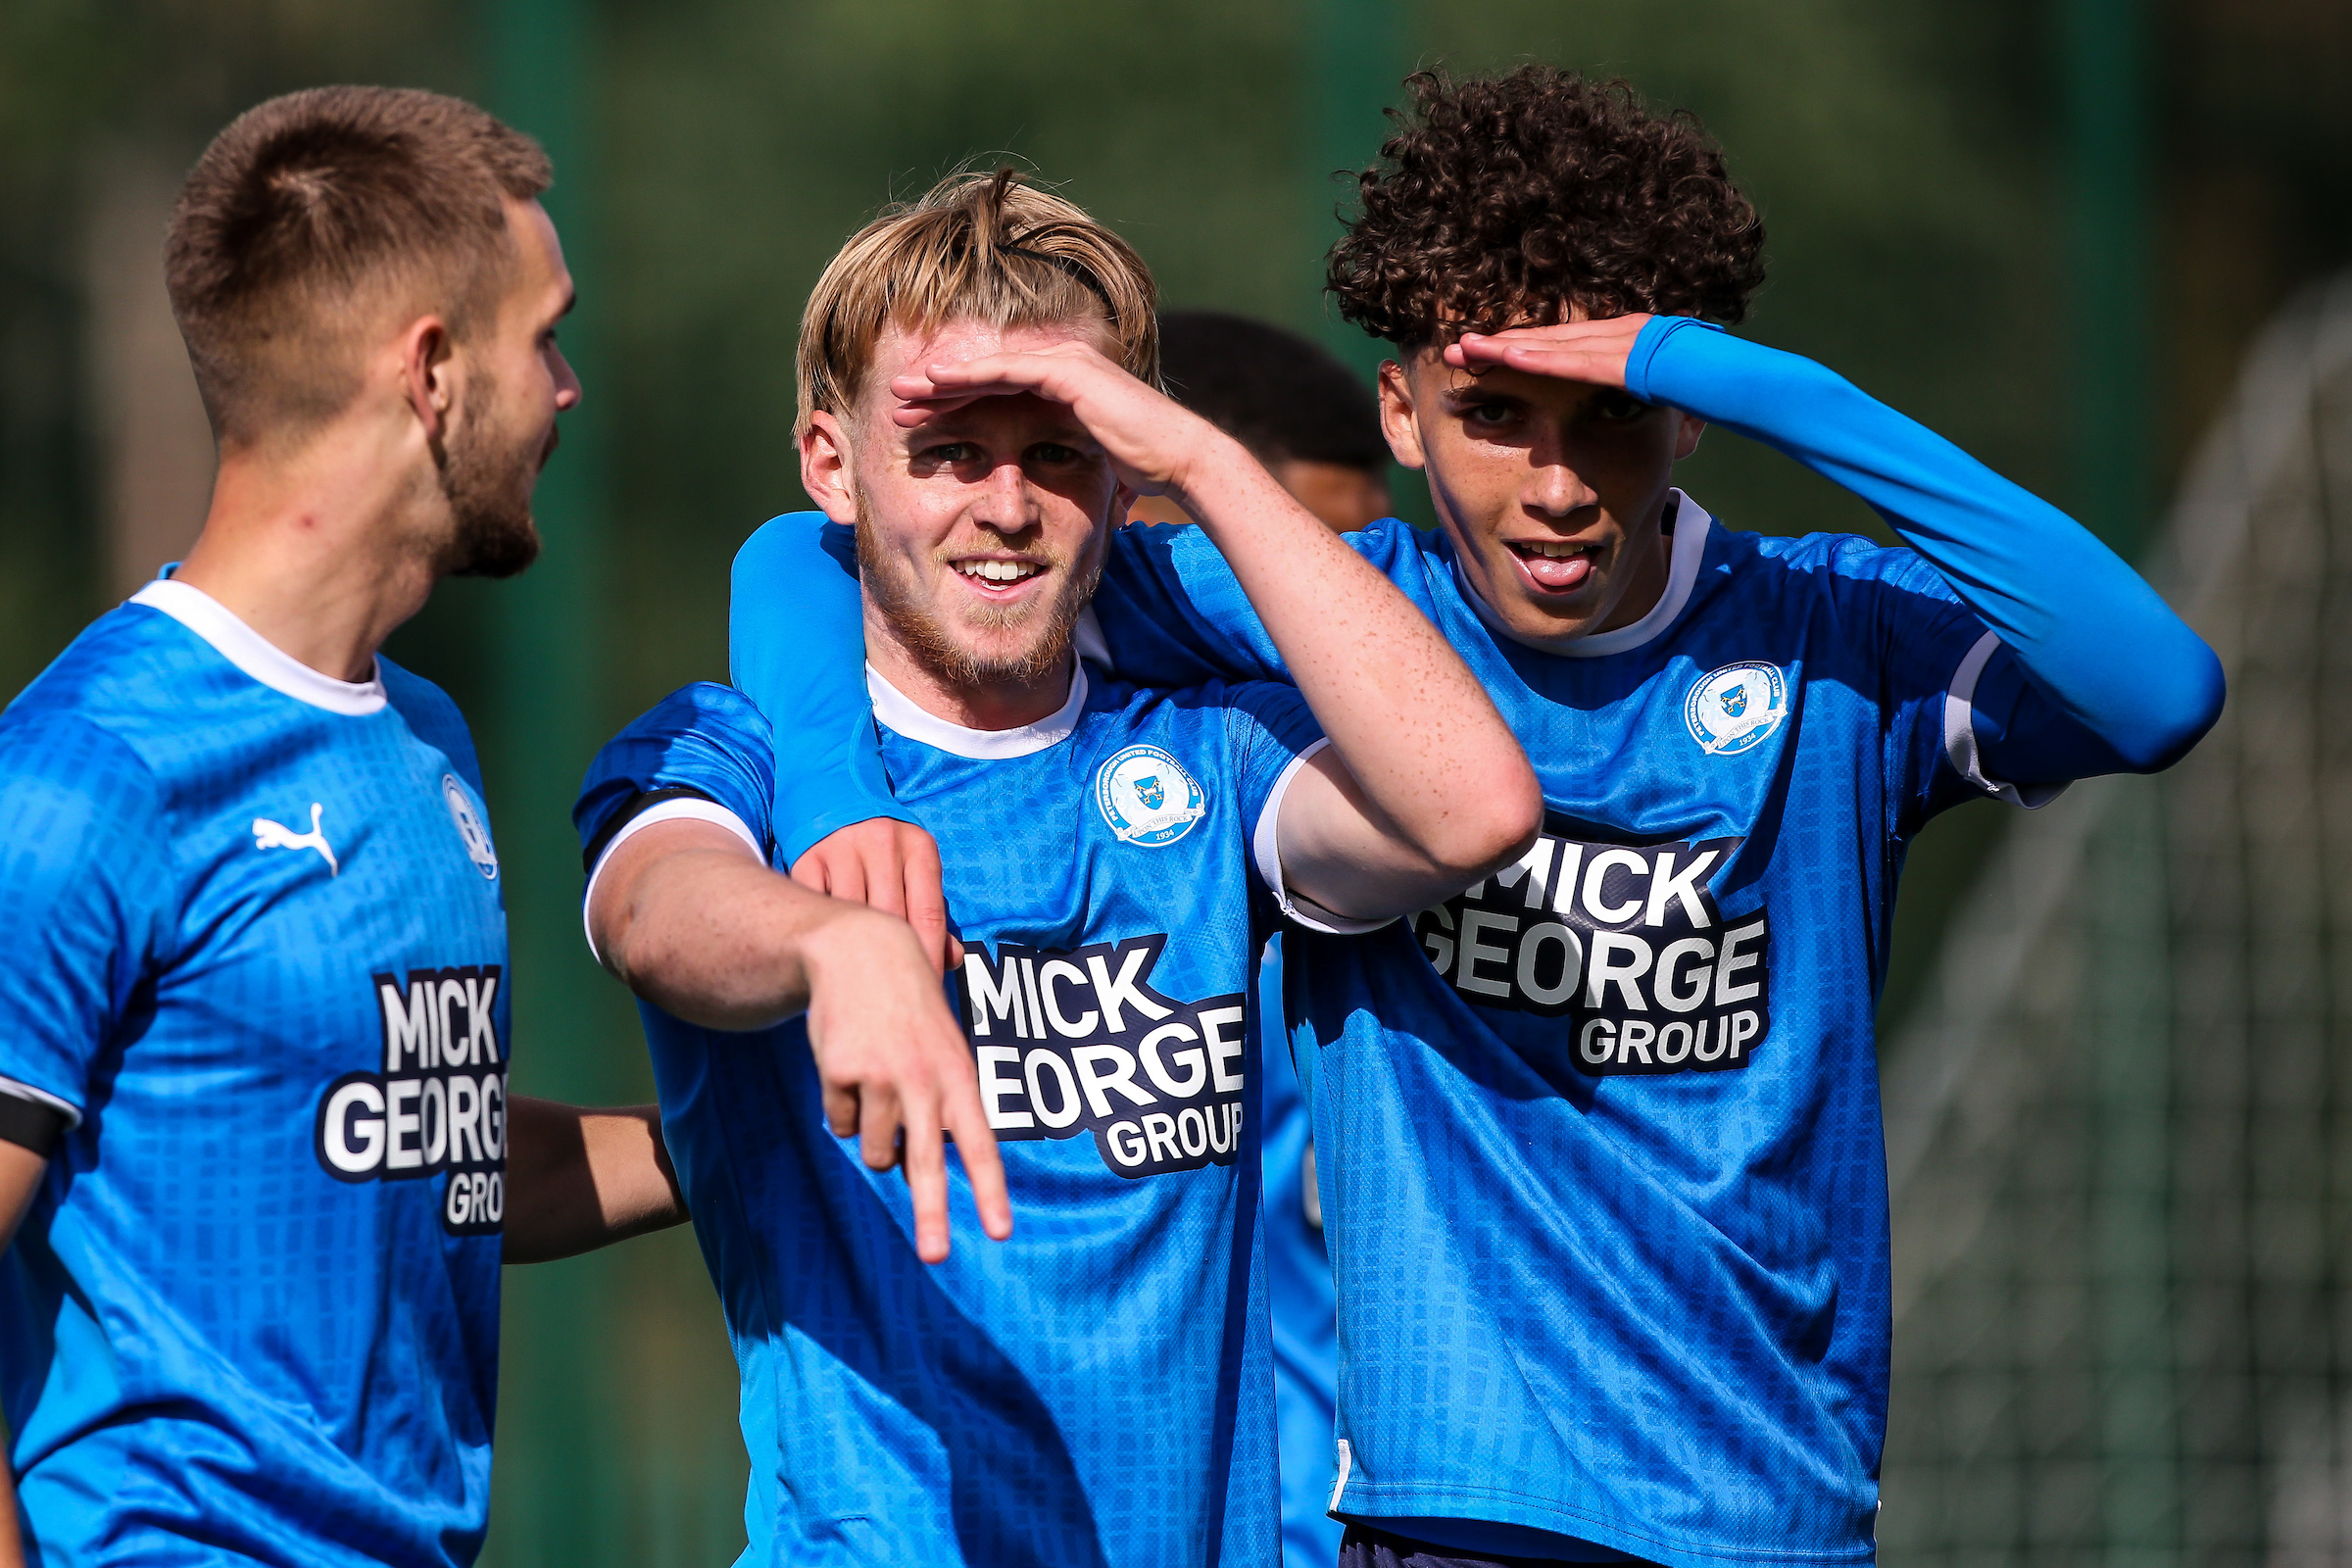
xmin=502 ymin=1100 xmax=685 ymax=1265
xmin=1631 ymin=318 xmax=2223 ymax=768
xmin=1170 ymin=438 xmax=1539 ymax=875
xmin=595 ymin=829 xmax=857 ymax=1031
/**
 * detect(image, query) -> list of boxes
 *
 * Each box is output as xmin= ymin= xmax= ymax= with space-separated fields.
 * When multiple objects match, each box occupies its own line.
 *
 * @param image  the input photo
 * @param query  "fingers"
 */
xmin=902 ymin=829 xmax=952 ymax=975
xmin=899 ymin=1101 xmax=953 ymax=1264
xmin=941 ymin=1063 xmax=1013 ymax=1244
xmin=823 ymin=1080 xmax=860 ymax=1139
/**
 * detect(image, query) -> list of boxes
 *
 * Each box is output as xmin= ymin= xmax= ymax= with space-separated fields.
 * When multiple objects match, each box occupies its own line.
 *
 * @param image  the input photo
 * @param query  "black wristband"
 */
xmin=580 ymin=785 xmax=718 ymax=875
xmin=0 ymin=1093 xmax=68 ymax=1158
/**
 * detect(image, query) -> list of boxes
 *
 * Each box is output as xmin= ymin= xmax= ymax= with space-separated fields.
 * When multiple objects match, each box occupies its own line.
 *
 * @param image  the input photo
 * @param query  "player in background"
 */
xmin=721 ymin=70 xmax=2226 ymax=1568
xmin=1132 ymin=309 xmax=1390 ymax=1568
xmin=1131 ymin=311 xmax=1390 ymax=534
xmin=0 ymin=88 xmax=710 ymax=1568
xmin=574 ymin=171 xmax=1541 ymax=1566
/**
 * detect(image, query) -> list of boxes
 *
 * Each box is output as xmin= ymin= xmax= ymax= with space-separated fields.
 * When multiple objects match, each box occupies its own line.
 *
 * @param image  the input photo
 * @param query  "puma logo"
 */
xmin=254 ymin=802 xmax=339 ymax=877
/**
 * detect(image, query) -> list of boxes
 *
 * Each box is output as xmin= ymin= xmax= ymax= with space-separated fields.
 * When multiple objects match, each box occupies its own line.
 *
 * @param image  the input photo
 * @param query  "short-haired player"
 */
xmin=0 ymin=86 xmax=707 ymax=1566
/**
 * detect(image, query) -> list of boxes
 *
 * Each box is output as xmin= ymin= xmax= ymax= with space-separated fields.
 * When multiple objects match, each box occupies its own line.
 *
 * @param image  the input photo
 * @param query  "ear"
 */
xmin=800 ymin=411 xmax=859 ymax=525
xmin=1378 ymin=358 xmax=1427 ymax=470
xmin=397 ymin=316 xmax=458 ymax=442
xmin=1673 ymin=413 xmax=1706 ymax=462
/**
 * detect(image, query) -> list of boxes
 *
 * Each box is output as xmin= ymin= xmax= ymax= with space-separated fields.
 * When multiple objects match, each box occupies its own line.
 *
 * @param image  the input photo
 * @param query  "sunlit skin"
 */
xmin=175 ymin=196 xmax=578 ymax=681
xmin=1379 ymin=312 xmax=1704 ymax=653
xmin=1130 ymin=458 xmax=1389 ymax=535
xmin=802 ymin=319 xmax=1129 ymax=731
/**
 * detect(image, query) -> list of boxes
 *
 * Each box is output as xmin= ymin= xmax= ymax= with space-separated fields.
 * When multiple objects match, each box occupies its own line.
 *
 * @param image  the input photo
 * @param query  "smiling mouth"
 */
xmin=951 ymin=558 xmax=1048 ymax=593
xmin=1505 ymin=538 xmax=1600 ymax=593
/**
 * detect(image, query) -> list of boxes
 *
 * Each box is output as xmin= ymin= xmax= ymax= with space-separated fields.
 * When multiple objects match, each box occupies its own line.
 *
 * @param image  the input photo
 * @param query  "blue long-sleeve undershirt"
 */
xmin=1626 ymin=316 xmax=2222 ymax=783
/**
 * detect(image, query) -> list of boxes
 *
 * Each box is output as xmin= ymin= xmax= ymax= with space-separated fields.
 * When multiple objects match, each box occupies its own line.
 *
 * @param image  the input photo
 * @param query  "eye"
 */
xmin=1031 ymin=443 xmax=1086 ymax=466
xmin=1460 ymin=400 xmax=1517 ymax=429
xmin=924 ymin=441 xmax=981 ymax=465
xmin=1588 ymin=390 xmax=1649 ymax=423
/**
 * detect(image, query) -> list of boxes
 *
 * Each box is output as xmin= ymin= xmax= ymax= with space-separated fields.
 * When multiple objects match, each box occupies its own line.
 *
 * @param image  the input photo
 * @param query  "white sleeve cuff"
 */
xmin=581 ymin=797 xmax=763 ymax=962
xmin=1250 ymin=738 xmax=1397 ymax=937
xmin=1944 ymin=630 xmax=2068 ymax=809
xmin=0 ymin=1076 xmax=80 ymax=1131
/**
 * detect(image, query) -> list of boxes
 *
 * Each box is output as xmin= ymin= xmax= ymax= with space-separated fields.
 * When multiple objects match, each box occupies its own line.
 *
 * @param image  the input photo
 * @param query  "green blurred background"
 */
xmin=2 ymin=1 xmax=2346 ymax=1561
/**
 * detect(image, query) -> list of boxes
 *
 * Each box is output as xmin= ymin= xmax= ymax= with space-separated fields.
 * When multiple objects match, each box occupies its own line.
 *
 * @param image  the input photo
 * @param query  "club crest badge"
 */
xmin=1685 ymin=662 xmax=1789 ymax=756
xmin=1096 ymin=745 xmax=1206 ymax=847
xmin=443 ymin=774 xmax=500 ymax=879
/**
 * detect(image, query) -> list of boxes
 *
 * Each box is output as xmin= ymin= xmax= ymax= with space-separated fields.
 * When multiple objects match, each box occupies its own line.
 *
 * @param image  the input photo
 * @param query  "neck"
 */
xmin=172 ymin=421 xmax=439 ymax=684
xmin=862 ymin=604 xmax=1074 ymax=732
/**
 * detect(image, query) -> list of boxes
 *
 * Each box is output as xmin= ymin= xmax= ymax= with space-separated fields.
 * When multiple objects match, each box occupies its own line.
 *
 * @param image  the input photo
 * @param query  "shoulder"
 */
xmin=1085 ymin=675 xmax=1317 ymax=758
xmin=597 ymin=682 xmax=774 ymax=778
xmin=377 ymin=659 xmax=485 ymax=784
xmin=2 ymin=605 xmax=217 ymax=785
xmin=1712 ymin=524 xmax=1957 ymax=603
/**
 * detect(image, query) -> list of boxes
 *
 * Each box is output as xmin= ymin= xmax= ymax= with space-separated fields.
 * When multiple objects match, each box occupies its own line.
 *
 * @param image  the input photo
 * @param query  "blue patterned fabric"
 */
xmin=576 ymin=671 xmax=1322 ymax=1567
xmin=0 ymin=585 xmax=510 ymax=1566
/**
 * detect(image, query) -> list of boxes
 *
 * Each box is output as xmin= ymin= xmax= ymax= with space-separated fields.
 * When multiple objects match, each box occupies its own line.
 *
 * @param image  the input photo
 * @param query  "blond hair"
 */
xmin=796 ymin=169 xmax=1158 ymax=438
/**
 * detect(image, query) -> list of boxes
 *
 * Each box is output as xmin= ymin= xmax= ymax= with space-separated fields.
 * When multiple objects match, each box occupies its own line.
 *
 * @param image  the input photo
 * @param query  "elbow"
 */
xmin=2113 ymin=640 xmax=2227 ymax=774
xmin=1421 ymin=760 xmax=1546 ymax=886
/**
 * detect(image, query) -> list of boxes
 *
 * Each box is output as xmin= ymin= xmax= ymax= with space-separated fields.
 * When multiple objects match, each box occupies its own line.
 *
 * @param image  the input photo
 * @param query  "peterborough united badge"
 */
xmin=1684 ymin=662 xmax=1790 ymax=756
xmin=1095 ymin=745 xmax=1206 ymax=847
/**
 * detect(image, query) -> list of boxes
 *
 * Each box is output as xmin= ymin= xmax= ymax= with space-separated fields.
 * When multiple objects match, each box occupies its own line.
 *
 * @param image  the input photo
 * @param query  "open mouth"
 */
xmin=950 ymin=557 xmax=1049 ymax=598
xmin=1505 ymin=537 xmax=1600 ymax=594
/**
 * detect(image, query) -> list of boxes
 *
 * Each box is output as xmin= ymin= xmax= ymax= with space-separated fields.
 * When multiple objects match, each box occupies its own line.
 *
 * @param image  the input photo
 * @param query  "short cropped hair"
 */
xmin=1158 ymin=312 xmax=1385 ymax=473
xmin=166 ymin=86 xmax=551 ymax=449
xmin=797 ymin=169 xmax=1157 ymax=439
xmin=1328 ymin=67 xmax=1766 ymax=348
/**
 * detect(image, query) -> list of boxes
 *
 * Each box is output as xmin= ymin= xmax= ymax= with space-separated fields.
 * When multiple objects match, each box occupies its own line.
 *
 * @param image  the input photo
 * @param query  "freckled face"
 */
xmin=1385 ymin=348 xmax=1700 ymax=650
xmin=835 ymin=318 xmax=1122 ymax=687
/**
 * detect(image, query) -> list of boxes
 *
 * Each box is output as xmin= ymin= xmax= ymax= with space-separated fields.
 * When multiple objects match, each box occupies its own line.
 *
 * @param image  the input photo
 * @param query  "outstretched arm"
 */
xmin=576 ymin=687 xmax=1011 ymax=1264
xmin=891 ymin=343 xmax=1543 ymax=918
xmin=1456 ymin=317 xmax=2224 ymax=783
xmin=502 ymin=1100 xmax=684 ymax=1264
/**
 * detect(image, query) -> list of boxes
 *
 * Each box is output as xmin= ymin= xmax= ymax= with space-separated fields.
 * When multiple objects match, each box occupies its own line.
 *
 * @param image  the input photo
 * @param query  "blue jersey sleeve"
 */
xmin=728 ymin=515 xmax=911 ymax=868
xmin=1218 ymin=681 xmax=1327 ymax=851
xmin=1628 ymin=316 xmax=2225 ymax=782
xmin=0 ymin=715 xmax=174 ymax=1119
xmin=574 ymin=682 xmax=779 ymax=867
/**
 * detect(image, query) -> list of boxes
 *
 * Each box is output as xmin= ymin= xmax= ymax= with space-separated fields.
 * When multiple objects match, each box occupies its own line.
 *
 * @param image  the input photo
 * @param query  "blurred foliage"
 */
xmin=0 ymin=1 xmax=2345 ymax=1562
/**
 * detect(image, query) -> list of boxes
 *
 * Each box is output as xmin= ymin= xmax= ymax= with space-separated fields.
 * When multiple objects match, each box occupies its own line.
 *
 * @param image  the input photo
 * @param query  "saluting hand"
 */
xmin=1446 ymin=314 xmax=1656 ymax=387
xmin=886 ymin=341 xmax=1241 ymax=507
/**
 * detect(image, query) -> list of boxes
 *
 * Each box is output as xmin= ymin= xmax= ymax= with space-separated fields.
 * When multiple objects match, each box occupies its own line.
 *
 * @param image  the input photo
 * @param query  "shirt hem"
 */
xmin=1336 ymin=1482 xmax=1877 ymax=1568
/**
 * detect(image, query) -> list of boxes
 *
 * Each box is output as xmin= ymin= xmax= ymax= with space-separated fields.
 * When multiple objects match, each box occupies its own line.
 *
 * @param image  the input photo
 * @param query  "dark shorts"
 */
xmin=1339 ymin=1523 xmax=1663 ymax=1568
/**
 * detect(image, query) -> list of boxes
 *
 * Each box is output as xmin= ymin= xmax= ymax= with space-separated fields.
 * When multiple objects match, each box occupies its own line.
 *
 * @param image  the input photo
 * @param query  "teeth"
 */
xmin=957 ymin=560 xmax=1041 ymax=583
xmin=1521 ymin=541 xmax=1589 ymax=560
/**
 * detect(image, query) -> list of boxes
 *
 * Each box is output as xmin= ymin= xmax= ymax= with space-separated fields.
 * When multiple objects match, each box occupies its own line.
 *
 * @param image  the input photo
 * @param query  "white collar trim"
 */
xmin=1452 ymin=489 xmax=1714 ymax=659
xmin=129 ymin=578 xmax=387 ymax=715
xmin=867 ymin=660 xmax=1086 ymax=760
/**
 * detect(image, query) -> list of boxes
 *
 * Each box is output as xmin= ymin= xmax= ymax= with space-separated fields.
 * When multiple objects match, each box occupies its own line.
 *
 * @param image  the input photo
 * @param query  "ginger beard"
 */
xmin=433 ymin=368 xmax=548 ymax=580
xmin=852 ymin=473 xmax=1106 ymax=691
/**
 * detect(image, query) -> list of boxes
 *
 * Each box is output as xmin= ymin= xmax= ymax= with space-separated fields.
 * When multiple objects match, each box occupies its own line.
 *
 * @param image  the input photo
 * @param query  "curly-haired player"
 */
xmin=726 ymin=67 xmax=2223 ymax=1568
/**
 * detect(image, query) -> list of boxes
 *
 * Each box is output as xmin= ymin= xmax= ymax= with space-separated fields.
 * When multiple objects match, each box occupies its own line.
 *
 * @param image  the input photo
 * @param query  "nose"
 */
xmin=1523 ymin=428 xmax=1597 ymax=519
xmin=969 ymin=461 xmax=1036 ymax=534
xmin=552 ymin=344 xmax=582 ymax=412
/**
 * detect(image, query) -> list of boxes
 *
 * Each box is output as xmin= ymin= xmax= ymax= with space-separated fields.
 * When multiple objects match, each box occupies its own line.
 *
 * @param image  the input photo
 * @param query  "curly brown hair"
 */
xmin=1328 ymin=67 xmax=1766 ymax=348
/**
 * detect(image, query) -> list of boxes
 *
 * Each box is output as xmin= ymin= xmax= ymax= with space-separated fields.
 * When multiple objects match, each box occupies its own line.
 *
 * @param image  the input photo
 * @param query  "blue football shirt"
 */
xmin=1258 ymin=939 xmax=1342 ymax=1568
xmin=575 ymin=663 xmax=1327 ymax=1567
xmin=0 ymin=579 xmax=511 ymax=1566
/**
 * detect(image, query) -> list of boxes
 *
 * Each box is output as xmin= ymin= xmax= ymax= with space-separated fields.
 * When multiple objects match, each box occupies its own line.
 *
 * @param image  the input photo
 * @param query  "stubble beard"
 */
xmin=853 ymin=478 xmax=1102 ymax=692
xmin=434 ymin=370 xmax=546 ymax=580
